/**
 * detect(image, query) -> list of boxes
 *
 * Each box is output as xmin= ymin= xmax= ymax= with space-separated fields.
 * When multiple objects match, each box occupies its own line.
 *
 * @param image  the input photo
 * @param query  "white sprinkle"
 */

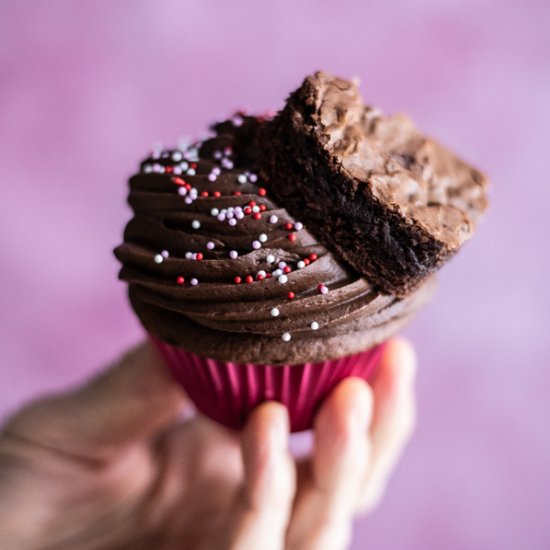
xmin=278 ymin=261 xmax=287 ymax=269
xmin=172 ymin=166 xmax=182 ymax=175
xmin=208 ymin=173 xmax=217 ymax=182
xmin=282 ymin=332 xmax=292 ymax=342
xmin=271 ymin=307 xmax=280 ymax=317
xmin=266 ymin=254 xmax=276 ymax=264
xmin=233 ymin=116 xmax=244 ymax=127
xmin=185 ymin=197 xmax=193 ymax=204
xmin=190 ymin=278 xmax=199 ymax=286
xmin=319 ymin=285 xmax=329 ymax=294
xmin=191 ymin=220 xmax=201 ymax=229
xmin=161 ymin=250 xmax=169 ymax=258
xmin=154 ymin=254 xmax=164 ymax=264
xmin=185 ymin=252 xmax=193 ymax=259
xmin=212 ymin=167 xmax=221 ymax=175
xmin=213 ymin=150 xmax=222 ymax=159
xmin=269 ymin=215 xmax=278 ymax=224
xmin=278 ymin=274 xmax=288 ymax=284
xmin=189 ymin=188 xmax=198 ymax=198
xmin=217 ymin=212 xmax=226 ymax=221
xmin=172 ymin=151 xmax=183 ymax=162
xmin=237 ymin=174 xmax=247 ymax=184
xmin=249 ymin=174 xmax=258 ymax=183
xmin=310 ymin=321 xmax=320 ymax=330
xmin=236 ymin=211 xmax=245 ymax=220
xmin=210 ymin=208 xmax=220 ymax=216
xmin=177 ymin=186 xmax=188 ymax=196
xmin=294 ymin=222 xmax=304 ymax=231
xmin=252 ymin=205 xmax=260 ymax=213
xmin=272 ymin=268 xmax=283 ymax=277
xmin=257 ymin=270 xmax=267 ymax=278
xmin=229 ymin=250 xmax=239 ymax=259
xmin=252 ymin=240 xmax=262 ymax=250
xmin=151 ymin=150 xmax=161 ymax=160
xmin=152 ymin=163 xmax=163 ymax=173
xmin=224 ymin=147 xmax=232 ymax=156
xmin=180 ymin=161 xmax=189 ymax=170
xmin=187 ymin=168 xmax=196 ymax=176
xmin=259 ymin=233 xmax=268 ymax=243
xmin=226 ymin=210 xmax=234 ymax=219
xmin=143 ymin=165 xmax=153 ymax=173
xmin=297 ymin=261 xmax=306 ymax=269
xmin=206 ymin=241 xmax=215 ymax=250
xmin=228 ymin=218 xmax=237 ymax=226
xmin=222 ymin=159 xmax=234 ymax=169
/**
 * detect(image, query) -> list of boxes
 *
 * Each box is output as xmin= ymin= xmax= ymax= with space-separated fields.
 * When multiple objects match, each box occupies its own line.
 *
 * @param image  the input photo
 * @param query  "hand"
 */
xmin=0 ymin=338 xmax=416 ymax=550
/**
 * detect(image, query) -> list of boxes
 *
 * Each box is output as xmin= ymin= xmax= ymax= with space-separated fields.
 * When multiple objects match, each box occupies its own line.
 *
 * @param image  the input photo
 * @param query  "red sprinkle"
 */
xmin=248 ymin=201 xmax=256 ymax=207
xmin=245 ymin=275 xmax=254 ymax=284
xmin=287 ymin=233 xmax=297 ymax=242
xmin=303 ymin=258 xmax=311 ymax=266
xmin=309 ymin=253 xmax=318 ymax=261
xmin=165 ymin=166 xmax=173 ymax=173
xmin=176 ymin=276 xmax=185 ymax=285
xmin=253 ymin=212 xmax=261 ymax=220
xmin=287 ymin=291 xmax=295 ymax=300
xmin=284 ymin=222 xmax=293 ymax=231
xmin=233 ymin=191 xmax=242 ymax=196
xmin=283 ymin=266 xmax=292 ymax=274
xmin=258 ymin=188 xmax=267 ymax=196
xmin=259 ymin=204 xmax=267 ymax=211
xmin=196 ymin=252 xmax=203 ymax=260
xmin=244 ymin=206 xmax=252 ymax=215
xmin=256 ymin=274 xmax=265 ymax=281
xmin=234 ymin=276 xmax=242 ymax=284
xmin=266 ymin=273 xmax=272 ymax=278
xmin=213 ymin=191 xmax=221 ymax=197
xmin=200 ymin=191 xmax=209 ymax=197
xmin=172 ymin=177 xmax=186 ymax=186
xmin=190 ymin=162 xmax=198 ymax=169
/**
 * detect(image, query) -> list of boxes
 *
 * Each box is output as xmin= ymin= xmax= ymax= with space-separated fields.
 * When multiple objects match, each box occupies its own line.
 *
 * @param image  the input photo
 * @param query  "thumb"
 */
xmin=3 ymin=342 xmax=187 ymax=462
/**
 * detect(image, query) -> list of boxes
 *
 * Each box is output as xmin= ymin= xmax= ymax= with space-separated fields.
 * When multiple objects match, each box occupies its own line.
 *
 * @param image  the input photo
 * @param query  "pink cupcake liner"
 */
xmin=149 ymin=333 xmax=385 ymax=432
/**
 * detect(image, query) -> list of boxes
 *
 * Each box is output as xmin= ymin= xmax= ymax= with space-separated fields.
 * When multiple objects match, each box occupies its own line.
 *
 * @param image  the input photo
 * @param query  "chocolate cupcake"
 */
xmin=115 ymin=115 xmax=434 ymax=430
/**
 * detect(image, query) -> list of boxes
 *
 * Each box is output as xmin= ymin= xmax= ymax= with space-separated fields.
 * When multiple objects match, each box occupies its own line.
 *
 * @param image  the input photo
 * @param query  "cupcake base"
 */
xmin=150 ymin=333 xmax=385 ymax=432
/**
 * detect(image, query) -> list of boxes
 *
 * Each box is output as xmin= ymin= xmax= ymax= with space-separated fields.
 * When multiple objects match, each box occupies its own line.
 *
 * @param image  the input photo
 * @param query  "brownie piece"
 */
xmin=259 ymin=72 xmax=489 ymax=297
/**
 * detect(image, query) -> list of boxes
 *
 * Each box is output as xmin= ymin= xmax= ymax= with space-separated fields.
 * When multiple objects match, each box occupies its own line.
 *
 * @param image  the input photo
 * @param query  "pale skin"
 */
xmin=0 ymin=338 xmax=417 ymax=550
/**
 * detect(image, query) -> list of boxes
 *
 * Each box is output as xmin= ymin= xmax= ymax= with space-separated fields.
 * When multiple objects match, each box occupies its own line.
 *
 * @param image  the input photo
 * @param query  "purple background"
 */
xmin=1 ymin=1 xmax=549 ymax=548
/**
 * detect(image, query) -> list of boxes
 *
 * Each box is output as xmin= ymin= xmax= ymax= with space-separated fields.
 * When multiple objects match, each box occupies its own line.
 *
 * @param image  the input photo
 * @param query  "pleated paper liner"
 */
xmin=150 ymin=333 xmax=385 ymax=432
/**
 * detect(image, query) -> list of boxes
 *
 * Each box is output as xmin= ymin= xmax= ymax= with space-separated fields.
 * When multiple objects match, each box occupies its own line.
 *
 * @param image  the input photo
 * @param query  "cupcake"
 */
xmin=114 ymin=73 xmax=487 ymax=432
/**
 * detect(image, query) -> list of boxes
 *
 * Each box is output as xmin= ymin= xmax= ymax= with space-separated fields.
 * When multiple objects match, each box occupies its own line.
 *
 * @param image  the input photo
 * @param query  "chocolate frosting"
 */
xmin=115 ymin=116 xmax=434 ymax=364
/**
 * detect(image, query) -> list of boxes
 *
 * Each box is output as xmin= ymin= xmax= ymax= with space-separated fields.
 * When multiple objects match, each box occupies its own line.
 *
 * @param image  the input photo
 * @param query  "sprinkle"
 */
xmin=303 ymin=258 xmax=310 ymax=265
xmin=282 ymin=332 xmax=292 ymax=342
xmin=232 ymin=116 xmax=244 ymax=127
xmin=214 ymin=150 xmax=222 ymax=160
xmin=288 ymin=233 xmax=297 ymax=242
xmin=256 ymin=273 xmax=265 ymax=281
xmin=284 ymin=223 xmax=293 ymax=231
xmin=252 ymin=206 xmax=260 ymax=214
xmin=180 ymin=161 xmax=189 ymax=170
xmin=217 ymin=212 xmax=226 ymax=221
xmin=283 ymin=266 xmax=292 ymax=274
xmin=207 ymin=241 xmax=215 ymax=250
xmin=233 ymin=191 xmax=242 ymax=196
xmin=269 ymin=215 xmax=279 ymax=224
xmin=245 ymin=275 xmax=254 ymax=284
xmin=154 ymin=254 xmax=164 ymax=264
xmin=249 ymin=174 xmax=258 ymax=183
xmin=258 ymin=187 xmax=267 ymax=196
xmin=165 ymin=166 xmax=173 ymax=174
xmin=310 ymin=321 xmax=320 ymax=330
xmin=229 ymin=250 xmax=239 ymax=259
xmin=184 ymin=197 xmax=193 ymax=204
xmin=176 ymin=276 xmax=185 ymax=285
xmin=208 ymin=174 xmax=217 ymax=182
xmin=190 ymin=278 xmax=199 ymax=286
xmin=294 ymin=222 xmax=304 ymax=231
xmin=318 ymin=283 xmax=329 ymax=294
xmin=161 ymin=250 xmax=170 ymax=258
xmin=178 ymin=187 xmax=187 ymax=196
xmin=257 ymin=270 xmax=267 ymax=278
xmin=228 ymin=218 xmax=237 ymax=226
xmin=252 ymin=240 xmax=262 ymax=250
xmin=309 ymin=253 xmax=318 ymax=262
xmin=236 ymin=211 xmax=245 ymax=220
xmin=260 ymin=204 xmax=267 ymax=212
xmin=213 ymin=191 xmax=221 ymax=197
xmin=187 ymin=168 xmax=196 ymax=176
xmin=287 ymin=291 xmax=295 ymax=299
xmin=237 ymin=174 xmax=247 ymax=184
xmin=143 ymin=165 xmax=153 ymax=173
xmin=271 ymin=307 xmax=280 ymax=317
xmin=234 ymin=276 xmax=242 ymax=284
xmin=172 ymin=151 xmax=183 ymax=162
xmin=278 ymin=274 xmax=288 ymax=284
xmin=244 ymin=206 xmax=252 ymax=215
xmin=297 ymin=261 xmax=306 ymax=269
xmin=185 ymin=252 xmax=193 ymax=259
xmin=172 ymin=166 xmax=182 ymax=175
xmin=195 ymin=252 xmax=203 ymax=260
xmin=172 ymin=177 xmax=187 ymax=186
xmin=278 ymin=261 xmax=287 ymax=269
xmin=259 ymin=233 xmax=268 ymax=243
xmin=211 ymin=208 xmax=220 ymax=216
xmin=253 ymin=213 xmax=262 ymax=220
xmin=201 ymin=191 xmax=209 ymax=197
xmin=191 ymin=220 xmax=201 ymax=229
xmin=272 ymin=269 xmax=283 ymax=277
xmin=266 ymin=254 xmax=276 ymax=264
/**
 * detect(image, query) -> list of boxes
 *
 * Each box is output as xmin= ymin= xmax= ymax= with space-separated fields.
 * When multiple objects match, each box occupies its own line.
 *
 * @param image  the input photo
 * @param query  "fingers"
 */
xmin=286 ymin=378 xmax=373 ymax=550
xmin=356 ymin=337 xmax=417 ymax=513
xmin=4 ymin=342 xmax=187 ymax=461
xmin=222 ymin=402 xmax=295 ymax=550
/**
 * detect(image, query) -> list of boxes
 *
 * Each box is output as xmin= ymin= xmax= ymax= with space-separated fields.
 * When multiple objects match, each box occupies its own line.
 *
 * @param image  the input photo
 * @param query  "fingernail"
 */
xmin=270 ymin=405 xmax=289 ymax=450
